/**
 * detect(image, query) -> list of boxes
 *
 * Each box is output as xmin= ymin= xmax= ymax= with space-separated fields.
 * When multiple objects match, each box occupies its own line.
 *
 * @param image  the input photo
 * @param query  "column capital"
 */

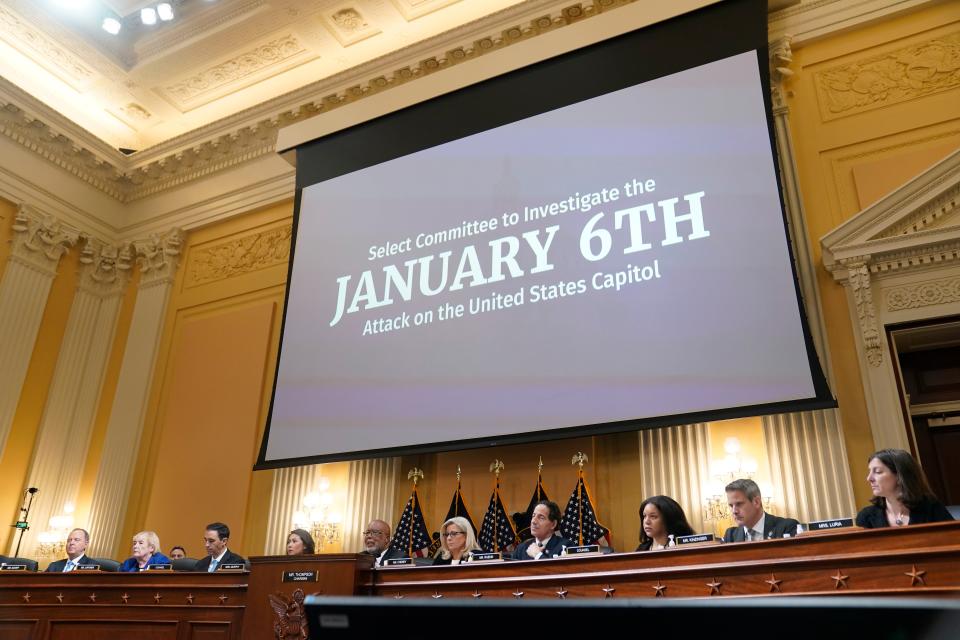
xmin=132 ymin=228 xmax=184 ymax=288
xmin=769 ymin=35 xmax=794 ymax=115
xmin=78 ymin=237 xmax=134 ymax=297
xmin=10 ymin=205 xmax=80 ymax=275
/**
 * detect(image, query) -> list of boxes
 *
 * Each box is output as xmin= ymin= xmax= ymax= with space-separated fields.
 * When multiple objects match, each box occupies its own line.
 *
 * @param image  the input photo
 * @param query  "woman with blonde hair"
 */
xmin=433 ymin=517 xmax=480 ymax=565
xmin=119 ymin=531 xmax=171 ymax=572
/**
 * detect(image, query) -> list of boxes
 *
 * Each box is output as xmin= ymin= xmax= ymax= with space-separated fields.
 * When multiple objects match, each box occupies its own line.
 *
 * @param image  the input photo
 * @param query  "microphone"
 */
xmin=27 ymin=488 xmax=39 ymax=494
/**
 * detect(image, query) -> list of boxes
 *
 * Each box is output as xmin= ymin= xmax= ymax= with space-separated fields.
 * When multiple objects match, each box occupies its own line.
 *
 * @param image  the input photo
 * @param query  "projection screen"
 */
xmin=257 ymin=0 xmax=834 ymax=468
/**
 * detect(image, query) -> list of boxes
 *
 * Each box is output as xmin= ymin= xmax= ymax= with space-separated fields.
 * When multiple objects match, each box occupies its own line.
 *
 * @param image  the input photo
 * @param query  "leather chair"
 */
xmin=0 ymin=555 xmax=39 ymax=571
xmin=89 ymin=557 xmax=121 ymax=572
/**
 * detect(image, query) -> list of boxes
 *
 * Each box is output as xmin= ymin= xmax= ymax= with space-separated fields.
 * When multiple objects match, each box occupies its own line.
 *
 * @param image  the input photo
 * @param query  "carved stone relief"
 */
xmin=161 ymin=35 xmax=309 ymax=109
xmin=322 ymin=5 xmax=381 ymax=47
xmin=78 ymin=237 xmax=134 ymax=297
xmin=887 ymin=276 xmax=960 ymax=312
xmin=10 ymin=205 xmax=79 ymax=275
xmin=815 ymin=31 xmax=960 ymax=120
xmin=133 ymin=228 xmax=184 ymax=288
xmin=185 ymin=224 xmax=292 ymax=288
xmin=845 ymin=259 xmax=883 ymax=367
xmin=391 ymin=0 xmax=463 ymax=22
xmin=0 ymin=5 xmax=95 ymax=89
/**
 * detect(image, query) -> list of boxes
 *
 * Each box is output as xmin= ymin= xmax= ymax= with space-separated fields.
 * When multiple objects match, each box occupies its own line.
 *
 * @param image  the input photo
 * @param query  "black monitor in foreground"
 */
xmin=305 ymin=596 xmax=958 ymax=639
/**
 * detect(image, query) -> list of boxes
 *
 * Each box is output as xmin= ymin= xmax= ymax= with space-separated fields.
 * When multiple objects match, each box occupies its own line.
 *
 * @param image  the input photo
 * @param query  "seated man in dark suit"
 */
xmin=360 ymin=519 xmax=404 ymax=566
xmin=45 ymin=528 xmax=99 ymax=572
xmin=511 ymin=500 xmax=574 ymax=560
xmin=722 ymin=479 xmax=799 ymax=542
xmin=194 ymin=522 xmax=246 ymax=572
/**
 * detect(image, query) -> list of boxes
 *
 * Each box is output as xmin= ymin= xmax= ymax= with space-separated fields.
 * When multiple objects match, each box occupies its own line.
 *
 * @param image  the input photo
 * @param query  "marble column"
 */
xmin=0 ymin=205 xmax=78 ymax=459
xmin=85 ymin=229 xmax=183 ymax=557
xmin=9 ymin=239 xmax=132 ymax=557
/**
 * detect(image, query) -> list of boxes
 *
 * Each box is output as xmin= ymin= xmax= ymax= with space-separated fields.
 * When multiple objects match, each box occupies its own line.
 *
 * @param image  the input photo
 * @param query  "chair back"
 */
xmin=90 ymin=557 xmax=121 ymax=572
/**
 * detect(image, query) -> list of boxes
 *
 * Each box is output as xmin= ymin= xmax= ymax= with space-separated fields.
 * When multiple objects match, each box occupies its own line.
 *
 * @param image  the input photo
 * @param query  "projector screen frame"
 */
xmin=255 ymin=0 xmax=835 ymax=470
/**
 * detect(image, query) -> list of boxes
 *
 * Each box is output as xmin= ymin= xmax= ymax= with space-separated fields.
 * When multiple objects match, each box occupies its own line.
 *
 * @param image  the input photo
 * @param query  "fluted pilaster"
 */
xmin=343 ymin=457 xmax=399 ymax=552
xmin=763 ymin=409 xmax=857 ymax=524
xmin=638 ymin=424 xmax=711 ymax=533
xmin=85 ymin=229 xmax=183 ymax=557
xmin=9 ymin=238 xmax=132 ymax=558
xmin=0 ymin=205 xmax=78 ymax=458
xmin=264 ymin=465 xmax=321 ymax=555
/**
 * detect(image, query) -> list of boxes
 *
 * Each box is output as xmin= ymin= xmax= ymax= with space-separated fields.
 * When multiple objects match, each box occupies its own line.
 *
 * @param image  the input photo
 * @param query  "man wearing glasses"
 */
xmin=361 ymin=519 xmax=403 ymax=566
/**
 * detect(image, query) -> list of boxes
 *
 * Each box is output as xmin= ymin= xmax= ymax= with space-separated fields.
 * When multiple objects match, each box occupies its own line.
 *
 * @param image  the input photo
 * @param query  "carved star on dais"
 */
xmin=831 ymin=570 xmax=849 ymax=589
xmin=904 ymin=565 xmax=926 ymax=587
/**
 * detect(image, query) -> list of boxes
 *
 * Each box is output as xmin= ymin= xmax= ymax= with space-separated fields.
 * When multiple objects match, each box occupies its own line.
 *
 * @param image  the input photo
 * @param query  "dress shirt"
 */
xmin=745 ymin=513 xmax=766 ymax=541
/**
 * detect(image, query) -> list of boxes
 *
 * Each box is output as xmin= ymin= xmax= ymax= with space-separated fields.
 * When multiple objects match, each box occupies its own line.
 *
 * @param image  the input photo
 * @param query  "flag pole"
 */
xmin=572 ymin=452 xmax=588 ymax=545
xmin=490 ymin=459 xmax=504 ymax=551
xmin=407 ymin=467 xmax=424 ymax=556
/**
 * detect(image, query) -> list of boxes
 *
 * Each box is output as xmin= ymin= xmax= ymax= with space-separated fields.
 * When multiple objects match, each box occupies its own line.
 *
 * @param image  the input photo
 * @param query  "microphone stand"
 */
xmin=12 ymin=488 xmax=38 ymax=558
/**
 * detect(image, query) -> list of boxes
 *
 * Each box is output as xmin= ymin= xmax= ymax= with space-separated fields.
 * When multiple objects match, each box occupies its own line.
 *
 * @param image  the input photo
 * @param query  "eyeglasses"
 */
xmin=442 ymin=531 xmax=465 ymax=538
xmin=362 ymin=530 xmax=386 ymax=537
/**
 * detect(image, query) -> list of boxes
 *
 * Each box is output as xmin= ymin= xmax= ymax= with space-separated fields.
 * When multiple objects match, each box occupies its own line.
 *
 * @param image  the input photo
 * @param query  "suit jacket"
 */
xmin=193 ymin=549 xmax=247 ymax=572
xmin=510 ymin=535 xmax=574 ymax=560
xmin=723 ymin=513 xmax=799 ymax=543
xmin=119 ymin=552 xmax=172 ymax=572
xmin=45 ymin=554 xmax=100 ymax=572
xmin=856 ymin=498 xmax=954 ymax=528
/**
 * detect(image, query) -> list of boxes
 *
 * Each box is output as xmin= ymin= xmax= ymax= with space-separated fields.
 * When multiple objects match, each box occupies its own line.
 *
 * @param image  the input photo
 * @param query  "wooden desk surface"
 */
xmin=0 ymin=571 xmax=247 ymax=640
xmin=371 ymin=521 xmax=960 ymax=599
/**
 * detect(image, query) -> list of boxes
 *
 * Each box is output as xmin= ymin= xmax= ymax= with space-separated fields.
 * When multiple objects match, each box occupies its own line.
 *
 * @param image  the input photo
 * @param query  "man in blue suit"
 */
xmin=46 ymin=528 xmax=99 ymax=572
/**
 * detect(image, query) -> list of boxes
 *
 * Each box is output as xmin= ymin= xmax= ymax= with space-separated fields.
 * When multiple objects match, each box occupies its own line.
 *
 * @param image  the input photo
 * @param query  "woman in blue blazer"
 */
xmin=119 ymin=531 xmax=171 ymax=572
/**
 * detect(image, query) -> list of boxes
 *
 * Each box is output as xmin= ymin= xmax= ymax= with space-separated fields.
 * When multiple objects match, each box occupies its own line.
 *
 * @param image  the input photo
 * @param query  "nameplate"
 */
xmin=383 ymin=557 xmax=413 ymax=566
xmin=468 ymin=552 xmax=501 ymax=563
xmin=146 ymin=564 xmax=172 ymax=571
xmin=76 ymin=565 xmax=100 ymax=571
xmin=283 ymin=570 xmax=319 ymax=582
xmin=676 ymin=533 xmax=715 ymax=545
xmin=0 ymin=565 xmax=26 ymax=571
xmin=218 ymin=563 xmax=245 ymax=571
xmin=563 ymin=544 xmax=600 ymax=556
xmin=807 ymin=518 xmax=854 ymax=532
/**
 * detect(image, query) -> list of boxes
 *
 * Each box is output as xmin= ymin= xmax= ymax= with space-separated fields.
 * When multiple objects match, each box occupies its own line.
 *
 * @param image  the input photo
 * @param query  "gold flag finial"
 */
xmin=456 ymin=465 xmax=462 ymax=483
xmin=489 ymin=459 xmax=504 ymax=477
xmin=571 ymin=452 xmax=588 ymax=470
xmin=408 ymin=467 xmax=424 ymax=486
xmin=538 ymin=456 xmax=544 ymax=473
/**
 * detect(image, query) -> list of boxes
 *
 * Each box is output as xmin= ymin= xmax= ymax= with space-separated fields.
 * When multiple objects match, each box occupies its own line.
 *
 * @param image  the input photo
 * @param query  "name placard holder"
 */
xmin=283 ymin=570 xmax=320 ymax=582
xmin=0 ymin=565 xmax=27 ymax=571
xmin=804 ymin=518 xmax=855 ymax=534
xmin=562 ymin=545 xmax=601 ymax=557
xmin=468 ymin=552 xmax=502 ymax=563
xmin=383 ymin=557 xmax=413 ymax=567
xmin=676 ymin=533 xmax=717 ymax=546
xmin=76 ymin=565 xmax=101 ymax=571
xmin=217 ymin=563 xmax=246 ymax=572
xmin=147 ymin=564 xmax=172 ymax=571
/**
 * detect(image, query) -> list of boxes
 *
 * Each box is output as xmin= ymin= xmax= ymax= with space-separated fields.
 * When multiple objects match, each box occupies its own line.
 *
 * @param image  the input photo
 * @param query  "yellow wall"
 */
xmin=120 ymin=202 xmax=293 ymax=559
xmin=784 ymin=2 xmax=960 ymax=507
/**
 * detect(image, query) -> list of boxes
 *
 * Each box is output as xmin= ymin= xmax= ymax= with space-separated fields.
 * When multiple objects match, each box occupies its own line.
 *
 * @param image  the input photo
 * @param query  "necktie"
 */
xmin=208 ymin=558 xmax=219 ymax=573
xmin=64 ymin=560 xmax=75 ymax=572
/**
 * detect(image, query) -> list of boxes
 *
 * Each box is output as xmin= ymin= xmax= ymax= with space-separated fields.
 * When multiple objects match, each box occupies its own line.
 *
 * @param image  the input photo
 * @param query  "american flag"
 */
xmin=389 ymin=486 xmax=432 ymax=557
xmin=478 ymin=479 xmax=519 ymax=553
xmin=559 ymin=471 xmax=611 ymax=547
xmin=429 ymin=481 xmax=478 ymax=556
xmin=515 ymin=473 xmax=549 ymax=541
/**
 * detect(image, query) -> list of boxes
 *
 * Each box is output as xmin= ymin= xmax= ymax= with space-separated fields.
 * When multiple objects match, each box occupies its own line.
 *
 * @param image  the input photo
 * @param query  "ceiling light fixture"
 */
xmin=101 ymin=17 xmax=121 ymax=35
xmin=157 ymin=3 xmax=174 ymax=21
xmin=140 ymin=7 xmax=157 ymax=25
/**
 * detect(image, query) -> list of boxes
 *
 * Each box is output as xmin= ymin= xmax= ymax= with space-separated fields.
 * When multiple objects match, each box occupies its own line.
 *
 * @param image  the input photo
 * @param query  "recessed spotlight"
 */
xmin=140 ymin=7 xmax=157 ymax=25
xmin=157 ymin=3 xmax=174 ymax=21
xmin=102 ymin=17 xmax=121 ymax=35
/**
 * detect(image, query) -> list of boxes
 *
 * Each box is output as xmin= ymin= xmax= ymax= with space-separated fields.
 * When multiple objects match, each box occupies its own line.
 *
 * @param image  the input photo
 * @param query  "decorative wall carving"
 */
xmin=161 ymin=35 xmax=307 ymax=108
xmin=815 ymin=31 xmax=960 ymax=120
xmin=133 ymin=228 xmax=184 ymax=287
xmin=185 ymin=224 xmax=292 ymax=288
xmin=1 ymin=0 xmax=633 ymax=203
xmin=78 ymin=237 xmax=134 ymax=297
xmin=10 ymin=205 xmax=80 ymax=275
xmin=323 ymin=5 xmax=380 ymax=47
xmin=845 ymin=259 xmax=883 ymax=367
xmin=0 ymin=5 xmax=95 ymax=88
xmin=769 ymin=36 xmax=794 ymax=114
xmin=391 ymin=0 xmax=463 ymax=22
xmin=877 ymin=181 xmax=959 ymax=239
xmin=119 ymin=103 xmax=152 ymax=122
xmin=886 ymin=276 xmax=960 ymax=311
